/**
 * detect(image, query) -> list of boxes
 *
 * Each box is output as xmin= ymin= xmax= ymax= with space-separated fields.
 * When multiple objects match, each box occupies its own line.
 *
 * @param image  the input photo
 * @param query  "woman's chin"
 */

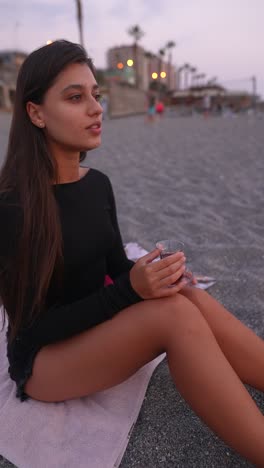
xmin=82 ymin=137 xmax=102 ymax=151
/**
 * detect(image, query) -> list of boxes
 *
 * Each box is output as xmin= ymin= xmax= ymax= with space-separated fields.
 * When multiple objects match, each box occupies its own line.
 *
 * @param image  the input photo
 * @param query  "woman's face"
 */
xmin=36 ymin=62 xmax=103 ymax=154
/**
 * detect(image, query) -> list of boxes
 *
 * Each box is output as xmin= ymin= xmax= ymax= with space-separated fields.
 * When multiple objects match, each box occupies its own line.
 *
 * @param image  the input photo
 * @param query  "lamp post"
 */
xmin=145 ymin=51 xmax=156 ymax=91
xmin=124 ymin=59 xmax=135 ymax=85
xmin=127 ymin=25 xmax=145 ymax=88
xmin=157 ymin=49 xmax=165 ymax=97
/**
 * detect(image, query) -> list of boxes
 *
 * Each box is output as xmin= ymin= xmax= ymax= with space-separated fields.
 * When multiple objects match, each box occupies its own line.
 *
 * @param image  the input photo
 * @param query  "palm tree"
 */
xmin=165 ymin=41 xmax=176 ymax=90
xmin=190 ymin=67 xmax=197 ymax=87
xmin=128 ymin=24 xmax=145 ymax=43
xmin=75 ymin=0 xmax=84 ymax=46
xmin=127 ymin=25 xmax=145 ymax=88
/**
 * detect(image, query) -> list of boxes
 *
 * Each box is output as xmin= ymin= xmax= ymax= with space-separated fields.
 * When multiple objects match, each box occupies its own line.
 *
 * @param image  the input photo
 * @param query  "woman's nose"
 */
xmin=87 ymin=98 xmax=103 ymax=116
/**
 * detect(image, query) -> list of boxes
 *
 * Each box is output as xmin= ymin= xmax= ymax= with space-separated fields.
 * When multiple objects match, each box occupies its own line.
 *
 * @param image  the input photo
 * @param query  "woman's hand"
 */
xmin=130 ymin=248 xmax=188 ymax=299
xmin=183 ymin=269 xmax=198 ymax=285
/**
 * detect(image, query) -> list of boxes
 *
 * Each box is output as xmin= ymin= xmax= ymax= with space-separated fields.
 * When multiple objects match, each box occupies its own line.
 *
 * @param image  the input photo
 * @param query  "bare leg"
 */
xmin=180 ymin=286 xmax=264 ymax=391
xmin=26 ymin=295 xmax=264 ymax=465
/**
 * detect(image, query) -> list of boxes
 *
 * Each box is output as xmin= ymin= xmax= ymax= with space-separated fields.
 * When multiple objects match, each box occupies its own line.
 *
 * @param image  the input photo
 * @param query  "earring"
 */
xmin=39 ymin=123 xmax=45 ymax=128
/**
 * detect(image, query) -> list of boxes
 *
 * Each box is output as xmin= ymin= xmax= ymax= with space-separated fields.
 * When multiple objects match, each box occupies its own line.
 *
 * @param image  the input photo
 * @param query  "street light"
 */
xmin=160 ymin=71 xmax=166 ymax=79
xmin=152 ymin=72 xmax=158 ymax=79
xmin=117 ymin=62 xmax=124 ymax=70
xmin=127 ymin=59 xmax=133 ymax=67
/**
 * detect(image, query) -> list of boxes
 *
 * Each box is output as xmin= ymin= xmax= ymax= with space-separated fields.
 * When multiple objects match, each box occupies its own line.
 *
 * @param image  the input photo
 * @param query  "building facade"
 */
xmin=107 ymin=45 xmax=177 ymax=92
xmin=0 ymin=51 xmax=27 ymax=109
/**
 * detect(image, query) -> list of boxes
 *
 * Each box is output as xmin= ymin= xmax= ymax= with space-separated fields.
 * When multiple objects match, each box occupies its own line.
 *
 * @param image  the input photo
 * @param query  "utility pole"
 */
xmin=76 ymin=0 xmax=84 ymax=46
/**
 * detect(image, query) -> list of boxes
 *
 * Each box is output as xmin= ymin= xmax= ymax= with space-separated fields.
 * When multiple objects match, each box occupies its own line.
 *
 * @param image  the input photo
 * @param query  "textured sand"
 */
xmin=0 ymin=112 xmax=264 ymax=467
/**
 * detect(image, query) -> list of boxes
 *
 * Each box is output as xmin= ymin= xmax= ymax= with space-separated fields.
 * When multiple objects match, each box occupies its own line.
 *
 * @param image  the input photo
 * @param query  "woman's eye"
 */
xmin=69 ymin=95 xmax=82 ymax=101
xmin=95 ymin=94 xmax=102 ymax=102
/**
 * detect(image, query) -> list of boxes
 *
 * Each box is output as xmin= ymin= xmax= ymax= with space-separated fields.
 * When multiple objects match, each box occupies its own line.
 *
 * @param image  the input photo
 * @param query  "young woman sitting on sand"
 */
xmin=0 ymin=40 xmax=263 ymax=466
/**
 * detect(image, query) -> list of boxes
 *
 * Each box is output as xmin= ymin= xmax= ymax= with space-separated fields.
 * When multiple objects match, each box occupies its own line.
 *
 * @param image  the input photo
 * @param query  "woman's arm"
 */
xmin=26 ymin=273 xmax=142 ymax=346
xmin=28 ymin=179 xmax=143 ymax=346
xmin=1 ymin=191 xmax=142 ymax=346
xmin=105 ymin=178 xmax=135 ymax=278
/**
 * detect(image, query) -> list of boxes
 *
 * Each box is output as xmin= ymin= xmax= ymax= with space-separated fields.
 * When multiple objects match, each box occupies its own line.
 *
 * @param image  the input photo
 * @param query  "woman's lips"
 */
xmin=86 ymin=123 xmax=102 ymax=135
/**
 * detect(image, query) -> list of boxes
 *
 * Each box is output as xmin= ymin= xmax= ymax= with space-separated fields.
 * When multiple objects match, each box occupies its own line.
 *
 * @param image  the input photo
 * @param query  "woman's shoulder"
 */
xmin=87 ymin=168 xmax=110 ymax=182
xmin=85 ymin=168 xmax=112 ymax=190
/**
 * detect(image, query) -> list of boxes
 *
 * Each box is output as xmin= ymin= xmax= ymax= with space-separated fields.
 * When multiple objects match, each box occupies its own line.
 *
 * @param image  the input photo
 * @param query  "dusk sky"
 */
xmin=0 ymin=0 xmax=263 ymax=98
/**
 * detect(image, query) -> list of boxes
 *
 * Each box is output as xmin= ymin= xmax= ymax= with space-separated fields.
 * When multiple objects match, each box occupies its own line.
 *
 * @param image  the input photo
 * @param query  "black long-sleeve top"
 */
xmin=0 ymin=168 xmax=142 ymax=399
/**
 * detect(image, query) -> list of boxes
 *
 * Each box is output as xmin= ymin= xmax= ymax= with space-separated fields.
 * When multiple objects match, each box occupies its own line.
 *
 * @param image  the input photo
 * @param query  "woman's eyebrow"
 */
xmin=61 ymin=83 xmax=99 ymax=93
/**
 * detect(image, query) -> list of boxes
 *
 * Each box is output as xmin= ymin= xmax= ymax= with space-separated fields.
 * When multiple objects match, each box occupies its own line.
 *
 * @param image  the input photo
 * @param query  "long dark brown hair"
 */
xmin=0 ymin=40 xmax=95 ymax=341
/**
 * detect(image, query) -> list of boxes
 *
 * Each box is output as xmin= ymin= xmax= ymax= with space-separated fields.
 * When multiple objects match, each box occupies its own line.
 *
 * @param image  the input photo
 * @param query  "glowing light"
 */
xmin=160 ymin=71 xmax=167 ymax=79
xmin=127 ymin=59 xmax=134 ymax=67
xmin=152 ymin=72 xmax=158 ymax=79
xmin=46 ymin=40 xmax=53 ymax=45
xmin=117 ymin=62 xmax=124 ymax=69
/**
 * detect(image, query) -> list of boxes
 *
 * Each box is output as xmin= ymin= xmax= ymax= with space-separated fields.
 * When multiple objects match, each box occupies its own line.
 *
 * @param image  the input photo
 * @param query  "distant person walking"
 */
xmin=146 ymin=94 xmax=156 ymax=123
xmin=155 ymin=100 xmax=165 ymax=119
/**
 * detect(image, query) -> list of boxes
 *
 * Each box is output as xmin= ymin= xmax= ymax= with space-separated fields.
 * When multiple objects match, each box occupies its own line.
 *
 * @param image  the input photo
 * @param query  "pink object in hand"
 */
xmin=104 ymin=275 xmax=114 ymax=286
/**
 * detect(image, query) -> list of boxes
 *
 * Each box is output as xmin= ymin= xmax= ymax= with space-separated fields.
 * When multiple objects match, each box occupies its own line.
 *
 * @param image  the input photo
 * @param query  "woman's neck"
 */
xmin=47 ymin=139 xmax=84 ymax=184
xmin=51 ymin=146 xmax=82 ymax=184
xmin=56 ymin=161 xmax=81 ymax=184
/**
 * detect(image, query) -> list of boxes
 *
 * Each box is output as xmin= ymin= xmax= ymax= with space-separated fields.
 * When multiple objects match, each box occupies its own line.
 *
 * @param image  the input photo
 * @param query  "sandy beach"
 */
xmin=0 ymin=111 xmax=264 ymax=467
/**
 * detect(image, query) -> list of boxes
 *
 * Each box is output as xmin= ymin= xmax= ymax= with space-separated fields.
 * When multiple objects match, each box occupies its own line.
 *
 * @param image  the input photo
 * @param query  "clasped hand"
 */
xmin=130 ymin=248 xmax=195 ymax=299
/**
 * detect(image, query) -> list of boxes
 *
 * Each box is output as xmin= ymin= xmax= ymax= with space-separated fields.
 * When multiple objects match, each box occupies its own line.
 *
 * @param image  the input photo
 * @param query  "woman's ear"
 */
xmin=26 ymin=102 xmax=45 ymax=128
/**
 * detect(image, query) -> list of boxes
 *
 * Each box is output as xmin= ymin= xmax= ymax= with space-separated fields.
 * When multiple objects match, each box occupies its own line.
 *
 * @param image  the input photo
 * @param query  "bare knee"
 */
xmin=180 ymin=285 xmax=209 ymax=304
xmin=25 ymin=295 xmax=211 ymax=402
xmin=149 ymin=294 xmax=212 ymax=343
